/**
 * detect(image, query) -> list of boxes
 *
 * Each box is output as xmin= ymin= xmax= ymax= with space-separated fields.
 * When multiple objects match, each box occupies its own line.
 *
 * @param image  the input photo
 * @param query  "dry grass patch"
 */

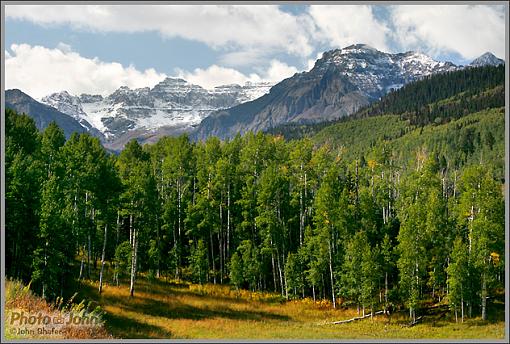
xmin=4 ymin=279 xmax=111 ymax=339
xmin=74 ymin=277 xmax=505 ymax=339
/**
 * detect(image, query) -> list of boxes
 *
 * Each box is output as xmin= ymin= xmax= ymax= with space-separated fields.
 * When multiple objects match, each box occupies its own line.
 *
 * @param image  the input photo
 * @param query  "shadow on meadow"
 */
xmin=76 ymin=278 xmax=290 ymax=324
xmin=102 ymin=312 xmax=173 ymax=339
xmin=142 ymin=277 xmax=286 ymax=305
xmin=71 ymin=274 xmax=505 ymax=339
xmin=107 ymin=294 xmax=290 ymax=322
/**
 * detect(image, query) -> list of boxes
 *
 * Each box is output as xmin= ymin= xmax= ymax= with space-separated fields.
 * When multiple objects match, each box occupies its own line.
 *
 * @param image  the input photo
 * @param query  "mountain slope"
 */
xmin=192 ymin=44 xmax=460 ymax=140
xmin=40 ymin=79 xmax=273 ymax=146
xmin=5 ymin=89 xmax=94 ymax=139
xmin=266 ymin=64 xmax=505 ymax=140
xmin=469 ymin=52 xmax=504 ymax=67
xmin=306 ymin=64 xmax=505 ymax=173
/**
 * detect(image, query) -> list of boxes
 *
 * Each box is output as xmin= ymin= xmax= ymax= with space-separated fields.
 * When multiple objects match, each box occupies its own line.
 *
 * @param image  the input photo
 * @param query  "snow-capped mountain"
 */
xmin=39 ymin=44 xmax=504 ymax=146
xmin=311 ymin=44 xmax=458 ymax=101
xmin=40 ymin=90 xmax=98 ymax=133
xmin=469 ymin=52 xmax=505 ymax=67
xmin=194 ymin=44 xmax=461 ymax=140
xmin=41 ymin=79 xmax=273 ymax=143
xmin=6 ymin=89 xmax=89 ymax=139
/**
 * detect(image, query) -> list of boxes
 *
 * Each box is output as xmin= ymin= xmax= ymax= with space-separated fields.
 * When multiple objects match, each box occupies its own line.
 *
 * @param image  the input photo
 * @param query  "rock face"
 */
xmin=40 ymin=79 xmax=273 ymax=147
xmin=5 ymin=89 xmax=91 ymax=139
xmin=193 ymin=44 xmax=461 ymax=140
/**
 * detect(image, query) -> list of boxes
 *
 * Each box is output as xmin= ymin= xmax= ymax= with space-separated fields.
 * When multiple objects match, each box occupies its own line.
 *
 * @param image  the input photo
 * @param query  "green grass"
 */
xmin=74 ymin=276 xmax=505 ymax=339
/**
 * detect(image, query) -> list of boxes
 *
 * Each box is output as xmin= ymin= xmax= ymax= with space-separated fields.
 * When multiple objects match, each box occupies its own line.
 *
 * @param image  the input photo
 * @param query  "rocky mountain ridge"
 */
xmin=193 ymin=44 xmax=464 ymax=140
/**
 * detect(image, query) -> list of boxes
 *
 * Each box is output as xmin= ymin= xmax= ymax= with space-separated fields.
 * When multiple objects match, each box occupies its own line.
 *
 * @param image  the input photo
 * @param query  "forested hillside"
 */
xmin=5 ymin=63 xmax=505 ymax=325
xmin=267 ymin=64 xmax=505 ymax=139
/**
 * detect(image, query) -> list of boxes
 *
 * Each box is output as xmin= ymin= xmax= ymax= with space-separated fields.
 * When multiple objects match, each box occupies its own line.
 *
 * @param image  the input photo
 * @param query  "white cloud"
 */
xmin=6 ymin=5 xmax=315 ymax=58
xmin=175 ymin=65 xmax=261 ymax=89
xmin=56 ymin=42 xmax=72 ymax=53
xmin=175 ymin=60 xmax=300 ymax=89
xmin=262 ymin=60 xmax=299 ymax=82
xmin=218 ymin=50 xmax=266 ymax=68
xmin=5 ymin=43 xmax=167 ymax=99
xmin=5 ymin=43 xmax=300 ymax=98
xmin=390 ymin=5 xmax=506 ymax=60
xmin=5 ymin=4 xmax=506 ymax=69
xmin=306 ymin=52 xmax=325 ymax=71
xmin=308 ymin=5 xmax=391 ymax=52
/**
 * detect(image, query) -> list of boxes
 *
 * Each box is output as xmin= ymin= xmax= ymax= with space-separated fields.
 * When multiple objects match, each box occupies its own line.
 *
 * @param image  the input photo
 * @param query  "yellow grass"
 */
xmin=4 ymin=279 xmax=111 ymax=340
xmin=75 ymin=277 xmax=506 ymax=340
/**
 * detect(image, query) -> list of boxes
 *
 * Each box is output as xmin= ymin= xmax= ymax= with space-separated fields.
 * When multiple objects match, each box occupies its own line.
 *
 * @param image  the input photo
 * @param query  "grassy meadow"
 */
xmin=71 ymin=275 xmax=505 ymax=340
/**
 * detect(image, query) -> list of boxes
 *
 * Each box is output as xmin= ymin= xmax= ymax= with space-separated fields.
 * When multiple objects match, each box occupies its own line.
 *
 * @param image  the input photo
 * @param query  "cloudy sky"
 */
xmin=4 ymin=3 xmax=507 ymax=99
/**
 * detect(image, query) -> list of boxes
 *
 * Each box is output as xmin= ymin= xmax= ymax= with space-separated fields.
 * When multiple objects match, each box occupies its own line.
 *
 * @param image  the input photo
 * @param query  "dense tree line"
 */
xmin=6 ymin=106 xmax=504 ymax=322
xmin=268 ymin=65 xmax=504 ymax=139
xmin=354 ymin=65 xmax=505 ymax=126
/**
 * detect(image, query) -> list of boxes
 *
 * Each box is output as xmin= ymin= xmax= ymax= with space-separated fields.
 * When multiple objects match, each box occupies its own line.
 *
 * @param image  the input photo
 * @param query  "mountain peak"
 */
xmin=42 ymin=90 xmax=74 ymax=100
xmin=6 ymin=88 xmax=90 ymax=139
xmin=343 ymin=43 xmax=378 ymax=51
xmin=470 ymin=52 xmax=504 ymax=67
xmin=6 ymin=88 xmax=29 ymax=99
xmin=160 ymin=77 xmax=189 ymax=84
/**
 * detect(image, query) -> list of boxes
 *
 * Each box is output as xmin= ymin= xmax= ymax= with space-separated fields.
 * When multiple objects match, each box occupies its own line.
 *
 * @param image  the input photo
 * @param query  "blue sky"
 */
xmin=4 ymin=3 xmax=507 ymax=99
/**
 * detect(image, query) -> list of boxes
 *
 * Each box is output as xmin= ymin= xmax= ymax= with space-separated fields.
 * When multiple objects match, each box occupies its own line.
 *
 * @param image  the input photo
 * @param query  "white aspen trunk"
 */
xmin=329 ymin=239 xmax=336 ymax=308
xmin=42 ymin=243 xmax=47 ymax=298
xmin=461 ymin=296 xmax=464 ymax=323
xmin=304 ymin=170 xmax=308 ymax=241
xmin=173 ymin=227 xmax=179 ymax=280
xmin=87 ymin=231 xmax=91 ymax=278
xmin=156 ymin=216 xmax=160 ymax=278
xmin=277 ymin=251 xmax=284 ymax=296
xmin=481 ymin=271 xmax=487 ymax=321
xmin=129 ymin=213 xmax=133 ymax=246
xmin=210 ymin=231 xmax=216 ymax=284
xmin=299 ymin=163 xmax=304 ymax=246
xmin=178 ymin=179 xmax=181 ymax=237
xmin=79 ymin=245 xmax=85 ymax=280
xmin=218 ymin=232 xmax=223 ymax=285
xmin=385 ymin=272 xmax=388 ymax=314
xmin=219 ymin=202 xmax=224 ymax=284
xmin=312 ymin=284 xmax=316 ymax=302
xmin=271 ymin=252 xmax=277 ymax=292
xmin=99 ymin=223 xmax=108 ymax=294
xmin=227 ymin=184 xmax=231 ymax=259
xmin=84 ymin=192 xmax=91 ymax=279
xmin=129 ymin=225 xmax=138 ymax=297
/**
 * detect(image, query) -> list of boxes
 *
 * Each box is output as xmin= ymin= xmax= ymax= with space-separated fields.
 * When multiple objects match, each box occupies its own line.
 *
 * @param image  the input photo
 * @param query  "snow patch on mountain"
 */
xmin=41 ymin=79 xmax=274 ymax=140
